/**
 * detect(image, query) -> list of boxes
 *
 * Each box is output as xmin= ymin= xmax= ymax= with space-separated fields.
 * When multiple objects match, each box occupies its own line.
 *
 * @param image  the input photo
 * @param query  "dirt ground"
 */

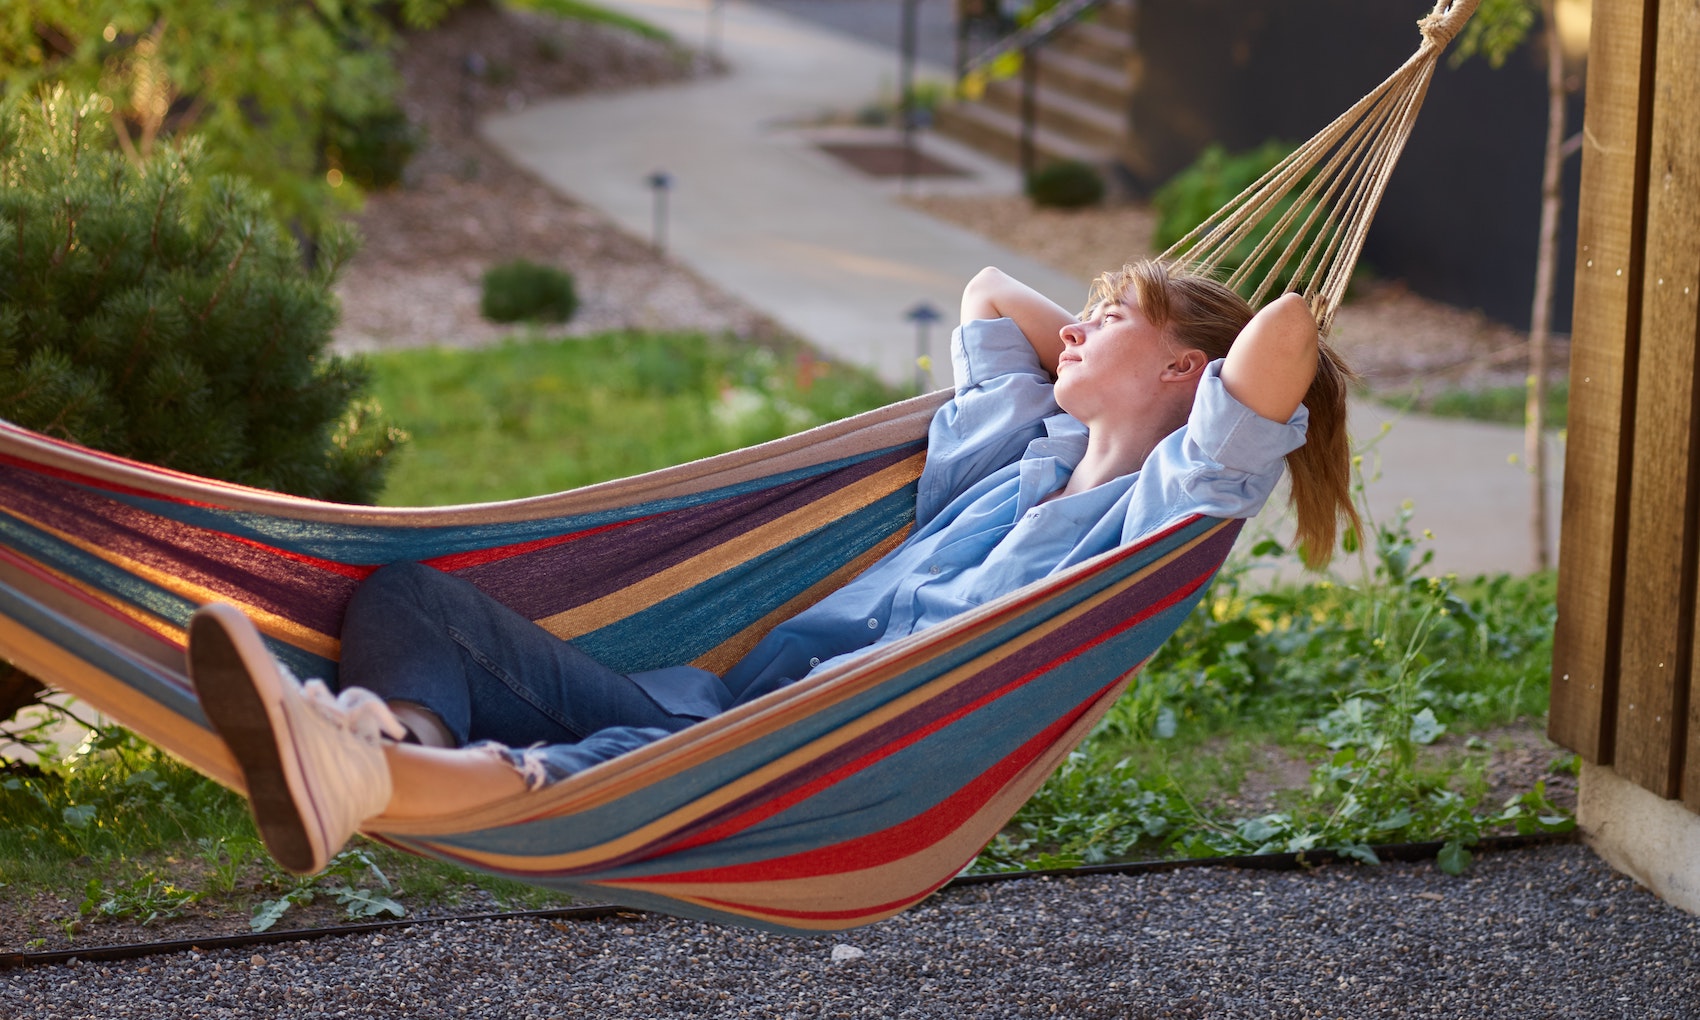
xmin=4 ymin=3 xmax=1575 ymax=959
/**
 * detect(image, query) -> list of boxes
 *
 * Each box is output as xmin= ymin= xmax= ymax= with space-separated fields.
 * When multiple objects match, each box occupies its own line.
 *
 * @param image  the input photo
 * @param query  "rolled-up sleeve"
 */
xmin=916 ymin=318 xmax=1060 ymax=525
xmin=1124 ymin=361 xmax=1308 ymax=544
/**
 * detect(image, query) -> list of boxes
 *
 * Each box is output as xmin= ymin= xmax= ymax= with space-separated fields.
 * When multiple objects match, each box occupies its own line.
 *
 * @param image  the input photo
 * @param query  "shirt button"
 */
xmin=809 ymin=657 xmax=821 ymax=668
xmin=867 ymin=618 xmax=879 ymax=629
xmin=929 ymin=565 xmax=941 ymax=575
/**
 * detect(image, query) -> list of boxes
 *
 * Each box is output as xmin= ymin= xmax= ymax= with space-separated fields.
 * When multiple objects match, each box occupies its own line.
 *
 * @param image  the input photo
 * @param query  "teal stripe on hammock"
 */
xmin=0 ymin=509 xmax=201 ymax=638
xmin=571 ymin=486 xmax=920 ymax=673
xmin=0 ymin=507 xmax=340 ymax=684
xmin=598 ymin=580 xmax=1213 ymax=882
xmin=411 ymin=518 xmax=1229 ymax=864
xmin=93 ymin=445 xmax=920 ymax=563
xmin=0 ymin=580 xmax=208 ymax=731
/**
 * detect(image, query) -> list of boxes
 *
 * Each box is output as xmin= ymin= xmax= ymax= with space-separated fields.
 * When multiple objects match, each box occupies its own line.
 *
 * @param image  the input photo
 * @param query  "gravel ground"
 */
xmin=4 ymin=843 xmax=1696 ymax=1019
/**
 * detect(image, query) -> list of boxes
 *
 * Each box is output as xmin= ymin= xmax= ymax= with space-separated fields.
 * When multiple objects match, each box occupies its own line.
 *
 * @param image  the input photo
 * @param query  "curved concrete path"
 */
xmin=483 ymin=0 xmax=1562 ymax=578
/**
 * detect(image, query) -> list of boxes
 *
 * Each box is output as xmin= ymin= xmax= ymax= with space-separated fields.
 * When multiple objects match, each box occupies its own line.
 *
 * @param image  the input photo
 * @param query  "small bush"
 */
xmin=480 ymin=259 xmax=580 ymax=324
xmin=1025 ymin=160 xmax=1105 ymax=209
xmin=323 ymin=104 xmax=420 ymax=191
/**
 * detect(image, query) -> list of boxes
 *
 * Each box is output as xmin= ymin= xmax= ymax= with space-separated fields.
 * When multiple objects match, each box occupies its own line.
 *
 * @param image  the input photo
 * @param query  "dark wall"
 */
xmin=1122 ymin=0 xmax=1583 ymax=331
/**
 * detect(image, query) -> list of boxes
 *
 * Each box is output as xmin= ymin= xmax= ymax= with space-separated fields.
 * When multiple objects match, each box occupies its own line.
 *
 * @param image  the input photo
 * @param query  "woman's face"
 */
xmin=1052 ymin=296 xmax=1180 ymax=423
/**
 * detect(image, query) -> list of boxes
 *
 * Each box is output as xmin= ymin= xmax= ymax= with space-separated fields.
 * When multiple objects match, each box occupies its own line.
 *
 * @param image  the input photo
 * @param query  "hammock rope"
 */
xmin=0 ymin=0 xmax=1480 ymax=932
xmin=1158 ymin=0 xmax=1482 ymax=335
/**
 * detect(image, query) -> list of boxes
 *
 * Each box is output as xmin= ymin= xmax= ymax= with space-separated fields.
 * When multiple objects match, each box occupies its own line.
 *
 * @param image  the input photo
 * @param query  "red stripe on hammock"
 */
xmin=635 ymin=537 xmax=1219 ymax=866
xmin=0 ymin=452 xmax=228 ymax=510
xmin=613 ymin=679 xmax=1108 ymax=898
xmin=421 ymin=517 xmax=649 ymax=572
xmin=215 ymin=532 xmax=377 ymax=582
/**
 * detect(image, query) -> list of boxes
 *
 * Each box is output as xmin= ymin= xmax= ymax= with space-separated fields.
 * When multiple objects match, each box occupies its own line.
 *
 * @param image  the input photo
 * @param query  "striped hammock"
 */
xmin=0 ymin=402 xmax=1239 ymax=932
xmin=0 ymin=0 xmax=1480 ymax=931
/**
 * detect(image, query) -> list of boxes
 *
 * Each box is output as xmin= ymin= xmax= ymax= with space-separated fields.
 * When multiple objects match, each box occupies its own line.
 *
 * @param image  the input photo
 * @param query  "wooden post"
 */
xmin=1554 ymin=0 xmax=1700 ymax=806
xmin=1615 ymin=0 xmax=1700 ymax=802
xmin=1548 ymin=0 xmax=1656 ymax=764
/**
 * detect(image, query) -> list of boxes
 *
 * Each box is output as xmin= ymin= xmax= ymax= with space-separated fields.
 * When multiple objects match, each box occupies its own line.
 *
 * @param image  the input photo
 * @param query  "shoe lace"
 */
xmin=300 ymin=678 xmax=408 ymax=744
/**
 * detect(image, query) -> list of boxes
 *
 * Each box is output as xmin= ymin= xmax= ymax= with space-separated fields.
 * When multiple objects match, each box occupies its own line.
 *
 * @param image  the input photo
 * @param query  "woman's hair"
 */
xmin=1084 ymin=259 xmax=1361 ymax=569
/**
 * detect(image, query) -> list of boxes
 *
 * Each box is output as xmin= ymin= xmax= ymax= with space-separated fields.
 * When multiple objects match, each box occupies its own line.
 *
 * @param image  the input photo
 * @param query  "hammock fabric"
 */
xmin=0 ymin=0 xmax=1478 ymax=933
xmin=0 ymin=404 xmax=1240 ymax=931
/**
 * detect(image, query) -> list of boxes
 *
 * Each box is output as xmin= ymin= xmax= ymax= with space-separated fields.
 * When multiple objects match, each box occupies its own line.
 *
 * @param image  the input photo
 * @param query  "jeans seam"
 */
xmin=446 ymin=625 xmax=589 ymax=740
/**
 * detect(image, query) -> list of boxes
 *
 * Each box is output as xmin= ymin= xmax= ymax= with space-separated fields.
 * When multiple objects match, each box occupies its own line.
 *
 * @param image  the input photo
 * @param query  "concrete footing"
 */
xmin=1578 ymin=762 xmax=1700 ymax=916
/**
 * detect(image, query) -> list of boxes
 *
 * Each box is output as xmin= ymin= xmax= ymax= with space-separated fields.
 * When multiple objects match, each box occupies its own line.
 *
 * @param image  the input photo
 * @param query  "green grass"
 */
xmin=1379 ymin=380 xmax=1569 ymax=428
xmin=503 ymin=0 xmax=673 ymax=41
xmin=364 ymin=331 xmax=904 ymax=506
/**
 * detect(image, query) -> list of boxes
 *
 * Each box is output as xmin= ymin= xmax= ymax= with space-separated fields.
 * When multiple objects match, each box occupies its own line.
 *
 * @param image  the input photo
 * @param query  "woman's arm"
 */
xmin=960 ymin=267 xmax=1073 ymax=377
xmin=1219 ymin=292 xmax=1320 ymax=423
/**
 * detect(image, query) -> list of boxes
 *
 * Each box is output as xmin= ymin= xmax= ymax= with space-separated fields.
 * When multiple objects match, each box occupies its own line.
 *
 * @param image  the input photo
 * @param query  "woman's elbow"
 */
xmin=961 ymin=266 xmax=1010 ymax=323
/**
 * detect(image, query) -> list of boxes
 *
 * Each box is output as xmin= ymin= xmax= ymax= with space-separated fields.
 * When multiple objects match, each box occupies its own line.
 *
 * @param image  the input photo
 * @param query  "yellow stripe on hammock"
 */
xmin=535 ymin=453 xmax=926 ymax=641
xmin=0 ymin=505 xmax=339 ymax=659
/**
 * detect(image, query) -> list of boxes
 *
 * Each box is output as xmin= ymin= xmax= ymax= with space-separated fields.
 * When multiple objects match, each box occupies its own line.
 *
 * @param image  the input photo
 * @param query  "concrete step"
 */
xmin=1044 ymin=15 xmax=1137 ymax=67
xmin=1031 ymin=46 xmax=1132 ymax=110
xmin=975 ymin=74 xmax=1125 ymax=151
xmin=931 ymin=99 xmax=1108 ymax=172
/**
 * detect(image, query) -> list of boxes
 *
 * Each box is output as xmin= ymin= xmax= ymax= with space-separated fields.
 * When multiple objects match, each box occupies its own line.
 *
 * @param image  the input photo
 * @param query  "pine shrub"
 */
xmin=480 ymin=259 xmax=579 ymax=324
xmin=0 ymin=90 xmax=405 ymax=503
xmin=1025 ymin=160 xmax=1106 ymax=209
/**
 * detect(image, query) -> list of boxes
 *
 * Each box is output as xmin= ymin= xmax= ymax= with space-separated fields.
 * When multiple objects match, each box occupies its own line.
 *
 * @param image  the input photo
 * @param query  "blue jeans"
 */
xmin=337 ymin=562 xmax=705 ymax=749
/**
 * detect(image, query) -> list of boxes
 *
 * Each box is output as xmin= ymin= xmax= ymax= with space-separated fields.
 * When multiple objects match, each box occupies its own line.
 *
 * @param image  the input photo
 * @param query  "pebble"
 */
xmin=2 ymin=844 xmax=1696 ymax=1019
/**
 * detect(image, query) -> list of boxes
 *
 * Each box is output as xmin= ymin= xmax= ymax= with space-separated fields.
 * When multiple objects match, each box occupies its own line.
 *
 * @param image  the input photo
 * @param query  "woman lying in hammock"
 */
xmin=188 ymin=259 xmax=1358 ymax=876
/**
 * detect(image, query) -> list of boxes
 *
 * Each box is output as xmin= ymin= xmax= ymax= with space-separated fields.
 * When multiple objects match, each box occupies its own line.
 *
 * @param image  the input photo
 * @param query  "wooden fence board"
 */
xmin=1615 ymin=0 xmax=1700 ymax=801
xmin=1658 ymin=0 xmax=1700 ymax=811
xmin=1549 ymin=0 xmax=1655 ymax=762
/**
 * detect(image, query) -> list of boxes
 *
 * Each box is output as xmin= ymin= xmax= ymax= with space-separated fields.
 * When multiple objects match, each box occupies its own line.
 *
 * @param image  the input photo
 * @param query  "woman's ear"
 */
xmin=1162 ymin=348 xmax=1209 ymax=382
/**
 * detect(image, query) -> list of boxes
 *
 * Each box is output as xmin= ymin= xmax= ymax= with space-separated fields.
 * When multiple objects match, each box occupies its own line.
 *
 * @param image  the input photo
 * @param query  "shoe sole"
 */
xmin=189 ymin=605 xmax=324 ymax=875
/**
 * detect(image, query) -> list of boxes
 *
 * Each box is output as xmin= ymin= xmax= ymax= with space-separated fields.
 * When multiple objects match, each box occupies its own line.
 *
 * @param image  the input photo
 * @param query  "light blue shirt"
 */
xmin=714 ymin=315 xmax=1309 ymax=706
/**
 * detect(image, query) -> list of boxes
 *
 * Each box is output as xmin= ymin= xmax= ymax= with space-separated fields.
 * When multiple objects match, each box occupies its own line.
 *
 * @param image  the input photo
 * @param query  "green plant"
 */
xmin=506 ymin=0 xmax=674 ymax=42
xmin=196 ymin=834 xmax=264 ymax=897
xmin=0 ymin=722 xmax=253 ymax=863
xmin=0 ymin=0 xmax=465 ymax=231
xmin=0 ymin=91 xmax=405 ymax=503
xmin=365 ymin=332 xmax=904 ymax=505
xmin=1405 ymin=380 xmax=1570 ymax=428
xmin=323 ymin=102 xmax=421 ymax=191
xmin=972 ymin=478 xmax=1571 ymax=877
xmin=1025 ymin=160 xmax=1106 ymax=209
xmin=251 ymin=847 xmax=405 ymax=932
xmin=86 ymin=874 xmax=203 ymax=927
xmin=480 ymin=259 xmax=581 ymax=324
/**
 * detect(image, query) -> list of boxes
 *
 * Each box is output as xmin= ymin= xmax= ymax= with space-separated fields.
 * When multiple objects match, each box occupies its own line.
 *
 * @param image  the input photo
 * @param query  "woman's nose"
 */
xmin=1059 ymin=322 xmax=1084 ymax=345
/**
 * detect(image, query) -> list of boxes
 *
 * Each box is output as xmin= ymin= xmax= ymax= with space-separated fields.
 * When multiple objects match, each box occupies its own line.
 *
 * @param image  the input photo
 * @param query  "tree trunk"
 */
xmin=1525 ymin=0 xmax=1567 ymax=572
